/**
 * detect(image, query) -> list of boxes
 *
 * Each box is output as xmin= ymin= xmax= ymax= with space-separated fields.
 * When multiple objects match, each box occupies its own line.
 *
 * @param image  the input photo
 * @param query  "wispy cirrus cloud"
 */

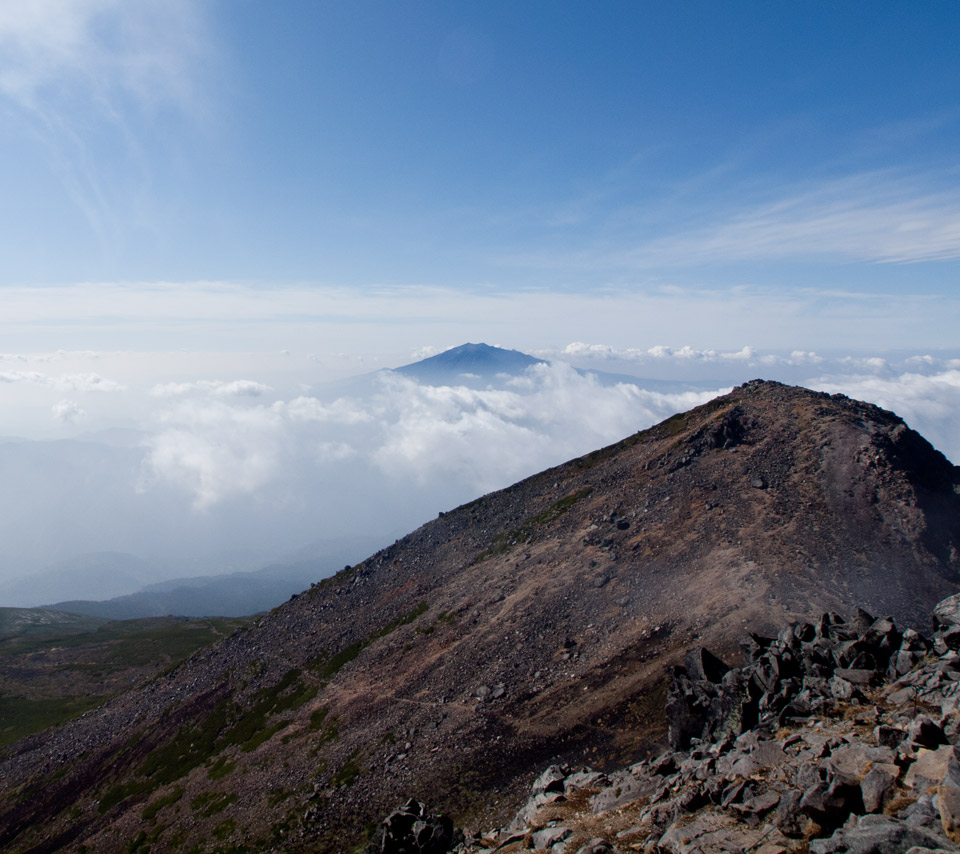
xmin=635 ymin=172 xmax=960 ymax=266
xmin=1 ymin=280 xmax=957 ymax=354
xmin=0 ymin=0 xmax=213 ymax=243
xmin=513 ymin=170 xmax=960 ymax=271
xmin=0 ymin=0 xmax=208 ymax=114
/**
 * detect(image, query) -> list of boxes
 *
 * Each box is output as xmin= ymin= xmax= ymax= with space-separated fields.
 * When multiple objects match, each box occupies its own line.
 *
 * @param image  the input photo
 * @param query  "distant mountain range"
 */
xmin=37 ymin=538 xmax=378 ymax=619
xmin=3 ymin=380 xmax=958 ymax=852
xmin=43 ymin=558 xmax=340 ymax=619
xmin=0 ymin=552 xmax=157 ymax=607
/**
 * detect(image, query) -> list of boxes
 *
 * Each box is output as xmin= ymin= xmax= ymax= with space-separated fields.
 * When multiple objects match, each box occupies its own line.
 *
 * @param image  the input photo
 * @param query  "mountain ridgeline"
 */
xmin=1 ymin=380 xmax=959 ymax=853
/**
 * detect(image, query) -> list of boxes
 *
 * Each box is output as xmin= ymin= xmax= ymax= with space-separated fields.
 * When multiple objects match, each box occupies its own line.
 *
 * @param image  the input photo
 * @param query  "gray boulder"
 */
xmin=809 ymin=814 xmax=952 ymax=853
xmin=934 ymin=594 xmax=960 ymax=631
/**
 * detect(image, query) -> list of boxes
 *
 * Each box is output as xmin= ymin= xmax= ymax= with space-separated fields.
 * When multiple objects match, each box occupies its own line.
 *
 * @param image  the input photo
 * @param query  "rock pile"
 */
xmin=364 ymin=799 xmax=464 ymax=854
xmin=664 ymin=603 xmax=928 ymax=751
xmin=380 ymin=592 xmax=960 ymax=853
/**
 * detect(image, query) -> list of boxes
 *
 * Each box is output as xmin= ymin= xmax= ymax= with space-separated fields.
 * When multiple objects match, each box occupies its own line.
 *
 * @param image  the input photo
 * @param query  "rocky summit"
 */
xmin=0 ymin=380 xmax=959 ymax=853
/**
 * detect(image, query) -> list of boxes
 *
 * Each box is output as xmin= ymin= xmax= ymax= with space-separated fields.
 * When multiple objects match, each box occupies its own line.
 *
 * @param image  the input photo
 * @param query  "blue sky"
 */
xmin=0 ymin=1 xmax=959 ymax=432
xmin=3 ymin=1 xmax=960 ymax=585
xmin=2 ymin=2 xmax=959 ymax=319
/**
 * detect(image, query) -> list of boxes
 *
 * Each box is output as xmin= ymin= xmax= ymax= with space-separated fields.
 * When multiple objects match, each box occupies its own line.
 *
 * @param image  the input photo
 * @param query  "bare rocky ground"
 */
xmin=435 ymin=594 xmax=960 ymax=854
xmin=0 ymin=380 xmax=958 ymax=853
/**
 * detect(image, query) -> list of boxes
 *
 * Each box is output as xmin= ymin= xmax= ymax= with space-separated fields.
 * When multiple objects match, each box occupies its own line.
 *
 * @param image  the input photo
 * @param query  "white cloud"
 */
xmin=789 ymin=351 xmax=823 ymax=365
xmin=145 ymin=362 xmax=729 ymax=508
xmin=142 ymin=400 xmax=285 ymax=510
xmin=151 ymin=379 xmax=271 ymax=398
xmin=55 ymin=373 xmax=125 ymax=392
xmin=0 ymin=369 xmax=123 ymax=391
xmin=0 ymin=281 xmax=957 ymax=354
xmin=637 ymin=173 xmax=960 ymax=265
xmin=52 ymin=399 xmax=84 ymax=422
xmin=274 ymin=396 xmax=373 ymax=425
xmin=407 ymin=344 xmax=452 ymax=361
xmin=550 ymin=343 xmax=960 ymax=384
xmin=0 ymin=0 xmax=212 ymax=245
xmin=0 ymin=0 xmax=206 ymax=112
xmin=560 ymin=343 xmax=777 ymax=365
xmin=7 ymin=343 xmax=960 ymax=582
xmin=213 ymin=380 xmax=269 ymax=398
xmin=517 ymin=170 xmax=960 ymax=271
xmin=314 ymin=441 xmax=358 ymax=464
xmin=0 ymin=370 xmax=48 ymax=384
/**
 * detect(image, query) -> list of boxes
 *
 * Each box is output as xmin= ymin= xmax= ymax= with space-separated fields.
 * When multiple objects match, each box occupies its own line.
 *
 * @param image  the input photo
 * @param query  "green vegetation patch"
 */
xmin=309 ymin=707 xmax=339 ymax=747
xmin=266 ymin=788 xmax=293 ymax=807
xmin=213 ymin=819 xmax=237 ymax=841
xmin=1 ymin=616 xmax=248 ymax=662
xmin=94 ymin=619 xmax=248 ymax=668
xmin=101 ymin=667 xmax=321 ymax=813
xmin=137 ymin=699 xmax=230 ymax=786
xmin=308 ymin=602 xmax=428 ymax=681
xmin=0 ymin=694 xmax=102 ymax=747
xmin=308 ymin=706 xmax=329 ymax=730
xmin=331 ymin=750 xmax=362 ymax=787
xmin=142 ymin=784 xmax=183 ymax=823
xmin=219 ymin=668 xmax=316 ymax=751
xmin=476 ymin=487 xmax=593 ymax=561
xmin=100 ymin=778 xmax=153 ymax=815
xmin=127 ymin=829 xmax=150 ymax=853
xmin=0 ymin=616 xmax=251 ymax=751
xmin=0 ymin=607 xmax=108 ymax=642
xmin=308 ymin=642 xmax=364 ymax=681
xmin=269 ymin=808 xmax=303 ymax=847
xmin=241 ymin=719 xmax=289 ymax=752
xmin=207 ymin=756 xmax=235 ymax=781
xmin=93 ymin=606 xmax=430 ymax=817
xmin=190 ymin=791 xmax=237 ymax=817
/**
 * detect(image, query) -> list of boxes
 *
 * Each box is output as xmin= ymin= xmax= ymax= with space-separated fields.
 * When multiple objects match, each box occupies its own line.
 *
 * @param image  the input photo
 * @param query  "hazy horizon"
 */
xmin=1 ymin=340 xmax=958 ymax=607
xmin=1 ymin=3 xmax=958 ymax=603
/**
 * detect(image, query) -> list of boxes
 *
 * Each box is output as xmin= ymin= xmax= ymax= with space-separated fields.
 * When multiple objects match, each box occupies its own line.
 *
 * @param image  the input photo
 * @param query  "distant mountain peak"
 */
xmin=393 ymin=342 xmax=543 ymax=382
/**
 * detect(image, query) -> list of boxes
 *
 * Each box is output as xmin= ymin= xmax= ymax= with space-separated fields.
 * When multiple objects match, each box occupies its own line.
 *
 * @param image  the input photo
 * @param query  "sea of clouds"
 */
xmin=0 ymin=343 xmax=957 ymax=598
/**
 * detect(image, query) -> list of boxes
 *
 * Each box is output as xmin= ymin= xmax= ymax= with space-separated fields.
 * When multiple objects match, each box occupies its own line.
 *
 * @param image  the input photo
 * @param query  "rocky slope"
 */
xmin=0 ymin=380 xmax=958 ymax=853
xmin=443 ymin=593 xmax=960 ymax=854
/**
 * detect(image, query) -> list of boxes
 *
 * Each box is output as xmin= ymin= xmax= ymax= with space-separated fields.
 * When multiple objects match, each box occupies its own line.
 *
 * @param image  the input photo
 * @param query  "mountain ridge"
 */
xmin=1 ymin=379 xmax=958 ymax=852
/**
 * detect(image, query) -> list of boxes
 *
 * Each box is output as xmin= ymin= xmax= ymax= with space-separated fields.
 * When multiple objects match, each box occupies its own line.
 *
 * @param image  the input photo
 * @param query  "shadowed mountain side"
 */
xmin=0 ymin=380 xmax=958 ymax=853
